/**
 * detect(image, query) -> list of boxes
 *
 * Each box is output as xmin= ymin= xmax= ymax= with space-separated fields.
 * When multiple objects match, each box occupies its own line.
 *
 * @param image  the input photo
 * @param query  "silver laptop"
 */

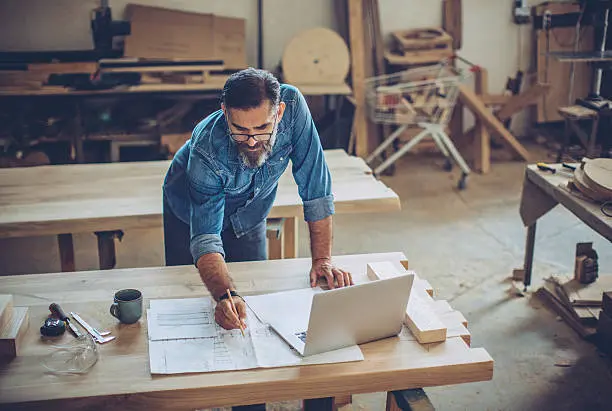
xmin=267 ymin=274 xmax=414 ymax=356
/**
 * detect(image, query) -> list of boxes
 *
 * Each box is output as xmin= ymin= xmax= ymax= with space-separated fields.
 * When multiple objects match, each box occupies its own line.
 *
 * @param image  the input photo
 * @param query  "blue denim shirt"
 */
xmin=163 ymin=84 xmax=334 ymax=264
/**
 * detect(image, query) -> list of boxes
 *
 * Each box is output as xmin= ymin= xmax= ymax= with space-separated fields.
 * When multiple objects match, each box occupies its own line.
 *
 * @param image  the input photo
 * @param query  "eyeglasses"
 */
xmin=226 ymin=114 xmax=278 ymax=143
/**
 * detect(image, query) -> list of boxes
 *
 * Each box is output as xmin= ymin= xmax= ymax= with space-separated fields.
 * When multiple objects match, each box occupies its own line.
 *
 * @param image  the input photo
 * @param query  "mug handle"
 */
xmin=110 ymin=303 xmax=120 ymax=320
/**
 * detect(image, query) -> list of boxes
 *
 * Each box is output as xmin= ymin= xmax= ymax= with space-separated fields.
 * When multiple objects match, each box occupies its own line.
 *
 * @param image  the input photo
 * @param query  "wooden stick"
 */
xmin=226 ymin=289 xmax=245 ymax=336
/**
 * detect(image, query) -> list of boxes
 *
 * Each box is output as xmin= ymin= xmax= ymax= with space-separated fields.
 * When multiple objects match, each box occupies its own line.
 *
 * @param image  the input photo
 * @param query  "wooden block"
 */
xmin=0 ymin=295 xmax=13 ymax=330
xmin=458 ymin=85 xmax=530 ymax=161
xmin=406 ymin=292 xmax=448 ymax=343
xmin=603 ymin=292 xmax=612 ymax=317
xmin=367 ymin=261 xmax=432 ymax=294
xmin=367 ymin=262 xmax=446 ymax=343
xmin=0 ymin=307 xmax=29 ymax=358
xmin=367 ymin=261 xmax=407 ymax=281
xmin=561 ymin=275 xmax=612 ymax=307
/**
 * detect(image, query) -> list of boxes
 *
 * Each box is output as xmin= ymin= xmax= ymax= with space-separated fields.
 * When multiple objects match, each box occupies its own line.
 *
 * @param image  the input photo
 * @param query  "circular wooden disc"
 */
xmin=574 ymin=167 xmax=610 ymax=202
xmin=282 ymin=28 xmax=350 ymax=85
xmin=583 ymin=158 xmax=612 ymax=194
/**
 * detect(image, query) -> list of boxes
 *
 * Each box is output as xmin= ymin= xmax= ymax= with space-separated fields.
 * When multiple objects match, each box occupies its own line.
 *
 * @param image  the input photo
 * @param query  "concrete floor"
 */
xmin=2 ymin=148 xmax=612 ymax=410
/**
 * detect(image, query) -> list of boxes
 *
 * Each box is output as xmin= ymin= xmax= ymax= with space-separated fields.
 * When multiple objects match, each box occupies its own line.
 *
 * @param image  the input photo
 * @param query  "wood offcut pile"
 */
xmin=367 ymin=262 xmax=470 ymax=345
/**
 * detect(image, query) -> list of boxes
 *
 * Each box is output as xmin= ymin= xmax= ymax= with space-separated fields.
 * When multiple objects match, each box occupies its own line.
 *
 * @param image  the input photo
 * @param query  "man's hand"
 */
xmin=309 ymin=258 xmax=354 ymax=289
xmin=214 ymin=297 xmax=247 ymax=330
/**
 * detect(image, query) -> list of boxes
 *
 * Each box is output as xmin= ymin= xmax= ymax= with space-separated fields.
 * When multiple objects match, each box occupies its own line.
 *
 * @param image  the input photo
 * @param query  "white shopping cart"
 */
xmin=364 ymin=61 xmax=471 ymax=190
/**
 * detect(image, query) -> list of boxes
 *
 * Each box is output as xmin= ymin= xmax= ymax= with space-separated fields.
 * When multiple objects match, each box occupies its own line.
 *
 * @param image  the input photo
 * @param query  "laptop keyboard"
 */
xmin=295 ymin=331 xmax=307 ymax=343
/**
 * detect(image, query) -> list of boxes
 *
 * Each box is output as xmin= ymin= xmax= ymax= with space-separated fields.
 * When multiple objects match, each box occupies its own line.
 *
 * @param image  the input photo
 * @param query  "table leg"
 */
xmin=587 ymin=116 xmax=600 ymax=158
xmin=523 ymin=223 xmax=537 ymax=288
xmin=74 ymin=102 xmax=85 ymax=163
xmin=386 ymin=389 xmax=434 ymax=410
xmin=95 ymin=230 xmax=124 ymax=270
xmin=303 ymin=397 xmax=333 ymax=411
xmin=283 ymin=217 xmax=298 ymax=259
xmin=57 ymin=234 xmax=76 ymax=272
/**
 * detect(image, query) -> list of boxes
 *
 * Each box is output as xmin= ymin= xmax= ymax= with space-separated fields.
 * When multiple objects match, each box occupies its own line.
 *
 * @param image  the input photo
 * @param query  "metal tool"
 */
xmin=49 ymin=303 xmax=82 ymax=338
xmin=70 ymin=312 xmax=116 ymax=344
xmin=537 ymin=162 xmax=557 ymax=174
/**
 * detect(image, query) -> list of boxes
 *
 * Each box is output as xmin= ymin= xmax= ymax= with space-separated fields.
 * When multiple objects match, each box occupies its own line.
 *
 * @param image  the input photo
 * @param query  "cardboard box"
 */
xmin=124 ymin=4 xmax=245 ymax=68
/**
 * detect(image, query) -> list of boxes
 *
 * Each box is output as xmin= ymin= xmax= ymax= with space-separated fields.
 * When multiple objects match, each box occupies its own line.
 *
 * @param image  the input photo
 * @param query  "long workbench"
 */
xmin=0 ymin=252 xmax=494 ymax=410
xmin=0 ymin=149 xmax=400 ymax=271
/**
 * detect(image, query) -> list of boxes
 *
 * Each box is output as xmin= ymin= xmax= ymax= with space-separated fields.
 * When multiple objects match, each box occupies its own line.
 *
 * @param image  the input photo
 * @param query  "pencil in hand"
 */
xmin=226 ymin=288 xmax=245 ymax=337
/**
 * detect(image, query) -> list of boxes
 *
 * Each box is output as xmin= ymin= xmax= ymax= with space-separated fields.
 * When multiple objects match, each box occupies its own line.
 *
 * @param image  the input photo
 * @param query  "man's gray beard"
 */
xmin=238 ymin=129 xmax=277 ymax=169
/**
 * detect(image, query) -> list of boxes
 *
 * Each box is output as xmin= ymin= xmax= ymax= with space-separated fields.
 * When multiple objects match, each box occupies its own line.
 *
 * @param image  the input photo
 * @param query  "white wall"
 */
xmin=0 ymin=0 xmax=555 ymax=135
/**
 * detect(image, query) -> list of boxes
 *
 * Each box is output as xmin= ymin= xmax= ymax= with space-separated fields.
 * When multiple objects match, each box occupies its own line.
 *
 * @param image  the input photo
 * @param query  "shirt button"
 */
xmin=280 ymin=157 xmax=283 ymax=161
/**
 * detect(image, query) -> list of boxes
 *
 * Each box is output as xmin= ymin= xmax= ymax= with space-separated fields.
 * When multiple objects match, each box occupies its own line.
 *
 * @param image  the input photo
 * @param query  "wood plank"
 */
xmin=458 ymin=85 xmax=530 ymax=161
xmin=473 ymin=67 xmax=490 ymax=174
xmin=367 ymin=262 xmax=447 ymax=344
xmin=28 ymin=62 xmax=98 ymax=74
xmin=406 ymin=291 xmax=448 ymax=343
xmin=443 ymin=0 xmax=463 ymax=50
xmin=496 ymin=83 xmax=551 ymax=122
xmin=0 ymin=295 xmax=13 ymax=330
xmin=349 ymin=0 xmax=370 ymax=157
xmin=560 ymin=275 xmax=612 ymax=307
xmin=0 ymin=253 xmax=493 ymax=410
xmin=0 ymin=306 xmax=29 ymax=358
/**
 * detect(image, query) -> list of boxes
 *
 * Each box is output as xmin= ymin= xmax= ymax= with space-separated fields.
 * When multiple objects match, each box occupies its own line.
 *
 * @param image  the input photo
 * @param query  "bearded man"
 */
xmin=162 ymin=68 xmax=353 ymax=332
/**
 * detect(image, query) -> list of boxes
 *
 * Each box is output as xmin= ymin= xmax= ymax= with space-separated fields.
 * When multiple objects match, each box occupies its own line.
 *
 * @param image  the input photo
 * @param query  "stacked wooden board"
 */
xmin=568 ymin=158 xmax=612 ymax=203
xmin=0 ymin=295 xmax=29 ymax=359
xmin=367 ymin=261 xmax=470 ymax=345
xmin=536 ymin=275 xmax=612 ymax=338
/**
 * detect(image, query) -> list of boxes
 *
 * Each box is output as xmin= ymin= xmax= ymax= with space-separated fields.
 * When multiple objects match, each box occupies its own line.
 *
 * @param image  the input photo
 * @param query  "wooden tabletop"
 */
xmin=0 ymin=149 xmax=400 ymax=239
xmin=0 ymin=252 xmax=493 ymax=410
xmin=521 ymin=164 xmax=612 ymax=240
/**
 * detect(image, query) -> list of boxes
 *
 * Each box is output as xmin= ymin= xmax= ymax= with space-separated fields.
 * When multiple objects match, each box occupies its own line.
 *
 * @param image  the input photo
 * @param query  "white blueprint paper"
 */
xmin=147 ymin=296 xmax=363 ymax=375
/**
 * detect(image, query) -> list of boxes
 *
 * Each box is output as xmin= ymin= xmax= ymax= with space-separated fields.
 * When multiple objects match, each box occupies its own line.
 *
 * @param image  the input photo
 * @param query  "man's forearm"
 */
xmin=308 ymin=215 xmax=333 ymax=262
xmin=196 ymin=253 xmax=235 ymax=301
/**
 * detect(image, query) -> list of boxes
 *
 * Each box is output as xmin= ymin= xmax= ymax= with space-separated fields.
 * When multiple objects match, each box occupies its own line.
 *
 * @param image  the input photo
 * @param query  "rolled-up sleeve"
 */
xmin=187 ymin=151 xmax=226 ymax=264
xmin=289 ymin=87 xmax=335 ymax=222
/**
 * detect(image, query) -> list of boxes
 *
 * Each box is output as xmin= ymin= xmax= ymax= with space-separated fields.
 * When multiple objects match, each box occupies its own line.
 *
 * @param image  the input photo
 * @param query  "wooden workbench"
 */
xmin=516 ymin=164 xmax=612 ymax=288
xmin=0 ymin=150 xmax=399 ymax=270
xmin=0 ymin=252 xmax=493 ymax=410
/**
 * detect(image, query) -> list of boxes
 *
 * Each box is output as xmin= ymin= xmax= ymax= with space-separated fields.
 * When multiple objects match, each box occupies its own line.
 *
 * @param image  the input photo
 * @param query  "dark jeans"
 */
xmin=163 ymin=196 xmax=267 ymax=266
xmin=163 ymin=196 xmax=266 ymax=411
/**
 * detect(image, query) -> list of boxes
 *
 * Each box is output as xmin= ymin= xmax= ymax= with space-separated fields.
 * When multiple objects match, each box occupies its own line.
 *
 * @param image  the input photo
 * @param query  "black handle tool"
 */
xmin=49 ymin=303 xmax=82 ymax=338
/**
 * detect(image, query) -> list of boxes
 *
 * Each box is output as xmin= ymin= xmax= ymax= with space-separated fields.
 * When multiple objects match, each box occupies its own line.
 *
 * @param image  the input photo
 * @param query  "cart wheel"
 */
xmin=457 ymin=173 xmax=468 ymax=190
xmin=443 ymin=159 xmax=453 ymax=172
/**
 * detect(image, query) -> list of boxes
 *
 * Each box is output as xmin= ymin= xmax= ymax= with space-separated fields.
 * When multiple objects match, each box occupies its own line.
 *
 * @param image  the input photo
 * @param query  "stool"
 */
xmin=557 ymin=105 xmax=600 ymax=162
